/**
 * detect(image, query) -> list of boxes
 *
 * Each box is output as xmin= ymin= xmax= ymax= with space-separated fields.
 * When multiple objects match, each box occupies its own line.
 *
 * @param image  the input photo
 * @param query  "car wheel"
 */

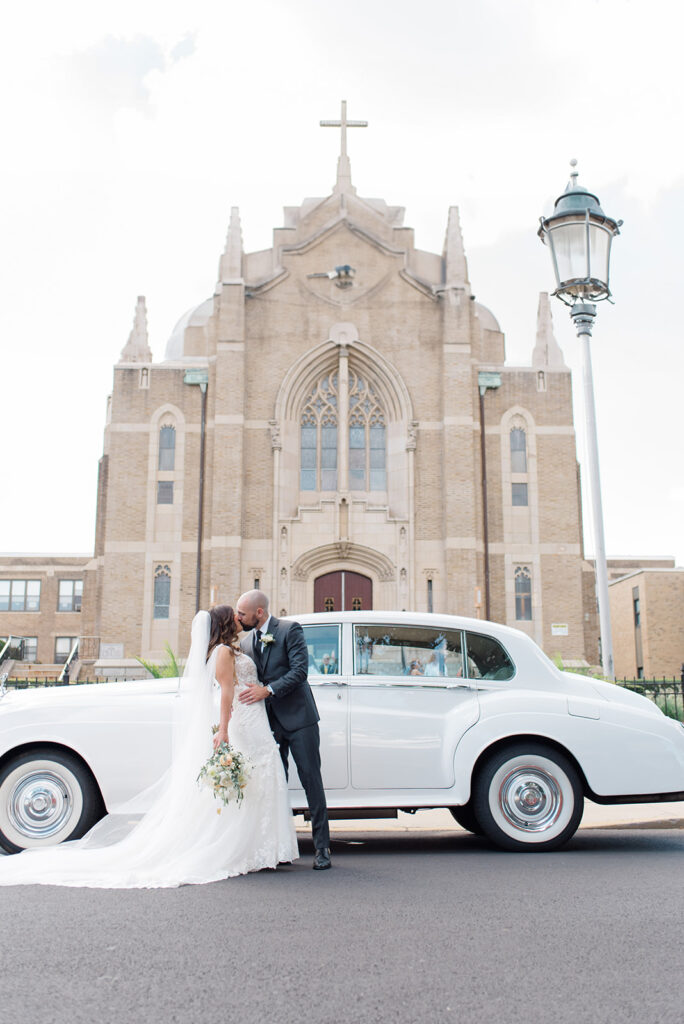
xmin=473 ymin=742 xmax=584 ymax=852
xmin=0 ymin=748 xmax=104 ymax=854
xmin=449 ymin=802 xmax=483 ymax=836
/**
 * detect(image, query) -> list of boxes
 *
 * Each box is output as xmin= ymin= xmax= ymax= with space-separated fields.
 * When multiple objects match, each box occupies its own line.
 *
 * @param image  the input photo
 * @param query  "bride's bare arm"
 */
xmin=213 ymin=646 xmax=236 ymax=750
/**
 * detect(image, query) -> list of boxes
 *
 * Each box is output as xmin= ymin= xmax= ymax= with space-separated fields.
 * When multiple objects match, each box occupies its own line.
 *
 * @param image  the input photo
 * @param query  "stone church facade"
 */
xmin=73 ymin=134 xmax=596 ymax=670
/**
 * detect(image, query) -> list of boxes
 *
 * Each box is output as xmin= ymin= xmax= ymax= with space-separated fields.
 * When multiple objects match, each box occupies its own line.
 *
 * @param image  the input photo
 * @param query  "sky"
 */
xmin=1 ymin=0 xmax=682 ymax=564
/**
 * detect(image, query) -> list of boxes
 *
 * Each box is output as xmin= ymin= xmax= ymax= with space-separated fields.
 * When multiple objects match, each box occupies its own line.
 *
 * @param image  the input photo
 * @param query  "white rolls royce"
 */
xmin=1 ymin=612 xmax=683 ymax=853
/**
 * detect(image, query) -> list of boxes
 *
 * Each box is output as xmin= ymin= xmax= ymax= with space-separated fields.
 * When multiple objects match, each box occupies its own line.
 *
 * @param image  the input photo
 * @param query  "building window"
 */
xmin=324 ymin=597 xmax=334 ymax=612
xmin=153 ymin=565 xmax=171 ymax=619
xmin=349 ymin=370 xmax=386 ymax=491
xmin=253 ymin=578 xmax=260 ymax=590
xmin=427 ymin=578 xmax=433 ymax=613
xmin=512 ymin=482 xmax=528 ymax=506
xmin=300 ymin=374 xmax=338 ymax=490
xmin=351 ymin=597 xmax=362 ymax=611
xmin=157 ymin=481 xmax=174 ymax=505
xmin=515 ymin=567 xmax=532 ymax=620
xmin=633 ymin=589 xmax=641 ymax=627
xmin=55 ymin=637 xmax=78 ymax=665
xmin=510 ymin=428 xmax=527 ymax=473
xmin=158 ymin=425 xmax=176 ymax=471
xmin=58 ymin=580 xmax=83 ymax=612
xmin=1 ymin=636 xmax=38 ymax=662
xmin=0 ymin=580 xmax=41 ymax=612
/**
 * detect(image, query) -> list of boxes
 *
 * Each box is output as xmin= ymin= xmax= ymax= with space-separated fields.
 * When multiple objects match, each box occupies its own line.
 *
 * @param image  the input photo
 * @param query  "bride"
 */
xmin=0 ymin=606 xmax=299 ymax=887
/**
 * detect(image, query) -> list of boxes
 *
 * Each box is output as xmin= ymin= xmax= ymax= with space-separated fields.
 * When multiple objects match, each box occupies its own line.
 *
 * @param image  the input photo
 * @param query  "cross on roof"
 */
xmin=320 ymin=100 xmax=368 ymax=194
xmin=320 ymin=100 xmax=368 ymax=158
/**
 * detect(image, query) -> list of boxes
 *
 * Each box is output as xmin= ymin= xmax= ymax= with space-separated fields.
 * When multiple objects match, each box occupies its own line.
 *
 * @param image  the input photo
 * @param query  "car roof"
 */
xmin=283 ymin=610 xmax=528 ymax=643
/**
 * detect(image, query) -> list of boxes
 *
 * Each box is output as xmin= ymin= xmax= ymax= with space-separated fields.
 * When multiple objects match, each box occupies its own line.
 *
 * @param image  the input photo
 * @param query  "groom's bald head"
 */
xmin=236 ymin=590 xmax=269 ymax=630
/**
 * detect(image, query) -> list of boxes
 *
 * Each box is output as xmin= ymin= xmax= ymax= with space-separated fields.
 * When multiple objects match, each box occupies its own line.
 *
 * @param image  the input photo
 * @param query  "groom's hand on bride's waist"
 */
xmin=239 ymin=683 xmax=271 ymax=704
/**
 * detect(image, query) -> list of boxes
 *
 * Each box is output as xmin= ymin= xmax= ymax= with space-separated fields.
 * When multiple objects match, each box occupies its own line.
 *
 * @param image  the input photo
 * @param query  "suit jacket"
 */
xmin=240 ymin=616 xmax=319 ymax=733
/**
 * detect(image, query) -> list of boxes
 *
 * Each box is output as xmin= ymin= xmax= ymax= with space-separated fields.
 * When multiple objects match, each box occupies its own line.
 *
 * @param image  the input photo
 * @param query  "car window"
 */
xmin=464 ymin=631 xmax=515 ymax=681
xmin=353 ymin=625 xmax=463 ymax=678
xmin=302 ymin=624 xmax=341 ymax=676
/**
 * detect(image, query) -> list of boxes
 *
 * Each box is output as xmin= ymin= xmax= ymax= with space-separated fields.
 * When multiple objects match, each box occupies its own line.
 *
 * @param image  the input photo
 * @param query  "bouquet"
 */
xmin=197 ymin=732 xmax=251 ymax=810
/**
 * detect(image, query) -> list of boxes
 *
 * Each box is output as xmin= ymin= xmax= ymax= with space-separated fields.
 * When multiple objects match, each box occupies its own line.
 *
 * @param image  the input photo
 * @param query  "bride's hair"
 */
xmin=207 ymin=605 xmax=240 ymax=659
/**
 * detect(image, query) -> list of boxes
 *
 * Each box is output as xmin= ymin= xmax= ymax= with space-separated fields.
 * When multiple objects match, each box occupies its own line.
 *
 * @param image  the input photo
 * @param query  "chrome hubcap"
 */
xmin=499 ymin=766 xmax=562 ymax=832
xmin=9 ymin=771 xmax=73 ymax=839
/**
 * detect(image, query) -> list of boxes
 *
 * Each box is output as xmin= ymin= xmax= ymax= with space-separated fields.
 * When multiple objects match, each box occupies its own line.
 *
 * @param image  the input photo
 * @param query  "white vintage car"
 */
xmin=1 ymin=612 xmax=683 ymax=853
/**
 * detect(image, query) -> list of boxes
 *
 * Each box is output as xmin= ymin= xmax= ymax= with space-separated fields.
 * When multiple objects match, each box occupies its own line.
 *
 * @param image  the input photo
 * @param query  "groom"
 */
xmin=236 ymin=590 xmax=331 ymax=870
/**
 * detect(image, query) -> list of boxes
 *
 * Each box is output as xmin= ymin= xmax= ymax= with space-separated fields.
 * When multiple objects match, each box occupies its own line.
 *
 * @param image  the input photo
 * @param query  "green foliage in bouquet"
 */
xmin=197 ymin=736 xmax=251 ymax=810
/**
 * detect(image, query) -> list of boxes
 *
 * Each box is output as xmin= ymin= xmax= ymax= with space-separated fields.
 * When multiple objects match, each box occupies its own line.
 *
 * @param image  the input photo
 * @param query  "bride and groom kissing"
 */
xmin=0 ymin=590 xmax=331 ymax=889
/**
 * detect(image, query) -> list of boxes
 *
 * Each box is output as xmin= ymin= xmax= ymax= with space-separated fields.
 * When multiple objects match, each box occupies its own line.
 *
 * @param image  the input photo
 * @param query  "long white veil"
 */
xmin=80 ymin=608 xmax=216 ymax=845
xmin=0 ymin=611 xmax=221 ymax=885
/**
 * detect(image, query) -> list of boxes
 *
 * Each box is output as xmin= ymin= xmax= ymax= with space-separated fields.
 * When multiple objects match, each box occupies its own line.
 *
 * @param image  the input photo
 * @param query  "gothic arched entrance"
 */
xmin=314 ymin=571 xmax=372 ymax=612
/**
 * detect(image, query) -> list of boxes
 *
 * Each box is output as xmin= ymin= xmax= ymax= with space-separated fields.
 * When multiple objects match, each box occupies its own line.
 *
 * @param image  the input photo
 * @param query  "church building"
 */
xmin=73 ymin=106 xmax=595 ymax=670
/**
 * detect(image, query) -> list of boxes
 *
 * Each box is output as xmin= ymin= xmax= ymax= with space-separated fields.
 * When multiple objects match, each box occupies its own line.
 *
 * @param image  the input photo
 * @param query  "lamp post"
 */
xmin=538 ymin=161 xmax=622 ymax=680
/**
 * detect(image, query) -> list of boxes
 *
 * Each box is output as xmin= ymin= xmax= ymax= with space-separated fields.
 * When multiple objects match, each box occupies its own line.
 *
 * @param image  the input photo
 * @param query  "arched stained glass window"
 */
xmin=510 ymin=427 xmax=527 ymax=473
xmin=300 ymin=375 xmax=338 ymax=490
xmin=159 ymin=426 xmax=176 ymax=471
xmin=348 ymin=370 xmax=386 ymax=491
xmin=514 ymin=566 xmax=532 ymax=621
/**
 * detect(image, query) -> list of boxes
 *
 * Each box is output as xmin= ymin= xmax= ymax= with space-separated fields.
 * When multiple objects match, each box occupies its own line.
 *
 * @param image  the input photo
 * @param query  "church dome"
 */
xmin=164 ymin=297 xmax=214 ymax=360
xmin=473 ymin=302 xmax=501 ymax=333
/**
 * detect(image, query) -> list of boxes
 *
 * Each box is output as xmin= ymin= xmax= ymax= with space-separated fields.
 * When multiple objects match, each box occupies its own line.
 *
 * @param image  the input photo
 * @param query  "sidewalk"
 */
xmin=296 ymin=801 xmax=684 ymax=835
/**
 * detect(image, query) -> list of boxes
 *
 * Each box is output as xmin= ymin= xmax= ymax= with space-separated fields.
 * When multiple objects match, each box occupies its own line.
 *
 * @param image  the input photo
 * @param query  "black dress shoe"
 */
xmin=313 ymin=848 xmax=332 ymax=870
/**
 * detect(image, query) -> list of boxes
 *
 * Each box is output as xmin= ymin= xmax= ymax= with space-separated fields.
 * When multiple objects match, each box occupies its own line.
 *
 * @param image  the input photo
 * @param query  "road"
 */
xmin=1 ymin=828 xmax=683 ymax=1024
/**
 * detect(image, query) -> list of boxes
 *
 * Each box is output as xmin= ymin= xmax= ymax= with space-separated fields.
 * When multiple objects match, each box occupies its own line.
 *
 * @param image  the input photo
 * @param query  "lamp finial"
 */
xmin=569 ymin=158 xmax=579 ymax=188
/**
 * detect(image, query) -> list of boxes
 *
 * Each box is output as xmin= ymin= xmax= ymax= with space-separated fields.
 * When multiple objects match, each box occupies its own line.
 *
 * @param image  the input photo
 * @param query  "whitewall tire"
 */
xmin=0 ymin=748 xmax=103 ymax=853
xmin=473 ymin=743 xmax=584 ymax=852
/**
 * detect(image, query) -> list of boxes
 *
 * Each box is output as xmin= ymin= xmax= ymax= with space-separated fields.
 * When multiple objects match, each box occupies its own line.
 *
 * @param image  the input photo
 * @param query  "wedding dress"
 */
xmin=0 ymin=612 xmax=298 ymax=888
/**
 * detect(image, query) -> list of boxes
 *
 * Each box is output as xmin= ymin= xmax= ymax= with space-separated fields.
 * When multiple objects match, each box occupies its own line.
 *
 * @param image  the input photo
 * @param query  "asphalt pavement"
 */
xmin=2 ymin=826 xmax=684 ymax=1024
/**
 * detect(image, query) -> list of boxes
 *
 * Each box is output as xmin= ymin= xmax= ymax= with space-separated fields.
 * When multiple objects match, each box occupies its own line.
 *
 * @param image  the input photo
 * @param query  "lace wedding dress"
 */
xmin=0 ymin=614 xmax=298 ymax=888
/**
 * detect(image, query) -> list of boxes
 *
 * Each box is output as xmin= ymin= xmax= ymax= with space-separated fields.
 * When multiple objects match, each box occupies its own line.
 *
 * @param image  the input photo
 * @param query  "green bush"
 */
xmin=136 ymin=643 xmax=181 ymax=679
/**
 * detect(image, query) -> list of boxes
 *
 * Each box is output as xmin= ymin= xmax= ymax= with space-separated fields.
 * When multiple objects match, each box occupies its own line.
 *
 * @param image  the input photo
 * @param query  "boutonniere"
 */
xmin=261 ymin=633 xmax=275 ymax=646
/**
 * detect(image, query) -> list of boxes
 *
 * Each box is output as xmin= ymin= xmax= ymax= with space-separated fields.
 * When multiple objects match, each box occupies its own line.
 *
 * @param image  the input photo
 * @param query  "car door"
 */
xmin=286 ymin=622 xmax=349 ymax=791
xmin=350 ymin=622 xmax=479 ymax=790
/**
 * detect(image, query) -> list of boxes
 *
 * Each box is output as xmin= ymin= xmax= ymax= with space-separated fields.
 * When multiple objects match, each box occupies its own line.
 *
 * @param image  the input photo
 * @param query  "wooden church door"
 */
xmin=314 ymin=571 xmax=372 ymax=612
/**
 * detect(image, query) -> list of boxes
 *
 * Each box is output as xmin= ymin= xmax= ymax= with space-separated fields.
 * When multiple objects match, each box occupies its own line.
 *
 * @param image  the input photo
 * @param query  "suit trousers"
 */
xmin=269 ymin=716 xmax=330 ymax=851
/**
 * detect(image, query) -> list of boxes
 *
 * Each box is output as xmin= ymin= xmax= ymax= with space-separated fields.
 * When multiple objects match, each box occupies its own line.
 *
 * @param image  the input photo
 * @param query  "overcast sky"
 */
xmin=1 ymin=0 xmax=682 ymax=564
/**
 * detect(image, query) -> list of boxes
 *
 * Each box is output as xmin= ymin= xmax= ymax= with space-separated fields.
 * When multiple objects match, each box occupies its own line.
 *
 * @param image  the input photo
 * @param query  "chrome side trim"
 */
xmin=349 ymin=680 xmax=475 ymax=692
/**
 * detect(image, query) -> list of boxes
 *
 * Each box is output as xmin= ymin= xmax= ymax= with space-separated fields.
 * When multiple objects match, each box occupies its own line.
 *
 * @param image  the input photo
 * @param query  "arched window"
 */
xmin=300 ymin=374 xmax=338 ymax=490
xmin=510 ymin=427 xmax=527 ymax=473
xmin=154 ymin=565 xmax=171 ymax=619
xmin=514 ymin=566 xmax=532 ymax=621
xmin=348 ymin=370 xmax=386 ymax=491
xmin=159 ymin=426 xmax=176 ymax=471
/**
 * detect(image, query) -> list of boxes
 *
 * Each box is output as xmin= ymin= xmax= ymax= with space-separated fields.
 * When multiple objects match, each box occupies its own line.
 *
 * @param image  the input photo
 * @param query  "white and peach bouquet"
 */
xmin=197 ymin=732 xmax=251 ymax=810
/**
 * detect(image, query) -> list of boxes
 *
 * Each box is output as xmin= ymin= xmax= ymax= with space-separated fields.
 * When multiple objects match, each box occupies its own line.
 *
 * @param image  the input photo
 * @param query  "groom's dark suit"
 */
xmin=240 ymin=616 xmax=330 ymax=851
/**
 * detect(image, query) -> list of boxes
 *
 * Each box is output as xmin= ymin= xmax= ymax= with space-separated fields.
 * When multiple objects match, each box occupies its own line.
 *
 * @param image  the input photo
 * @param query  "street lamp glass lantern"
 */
xmin=538 ymin=163 xmax=621 ymax=306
